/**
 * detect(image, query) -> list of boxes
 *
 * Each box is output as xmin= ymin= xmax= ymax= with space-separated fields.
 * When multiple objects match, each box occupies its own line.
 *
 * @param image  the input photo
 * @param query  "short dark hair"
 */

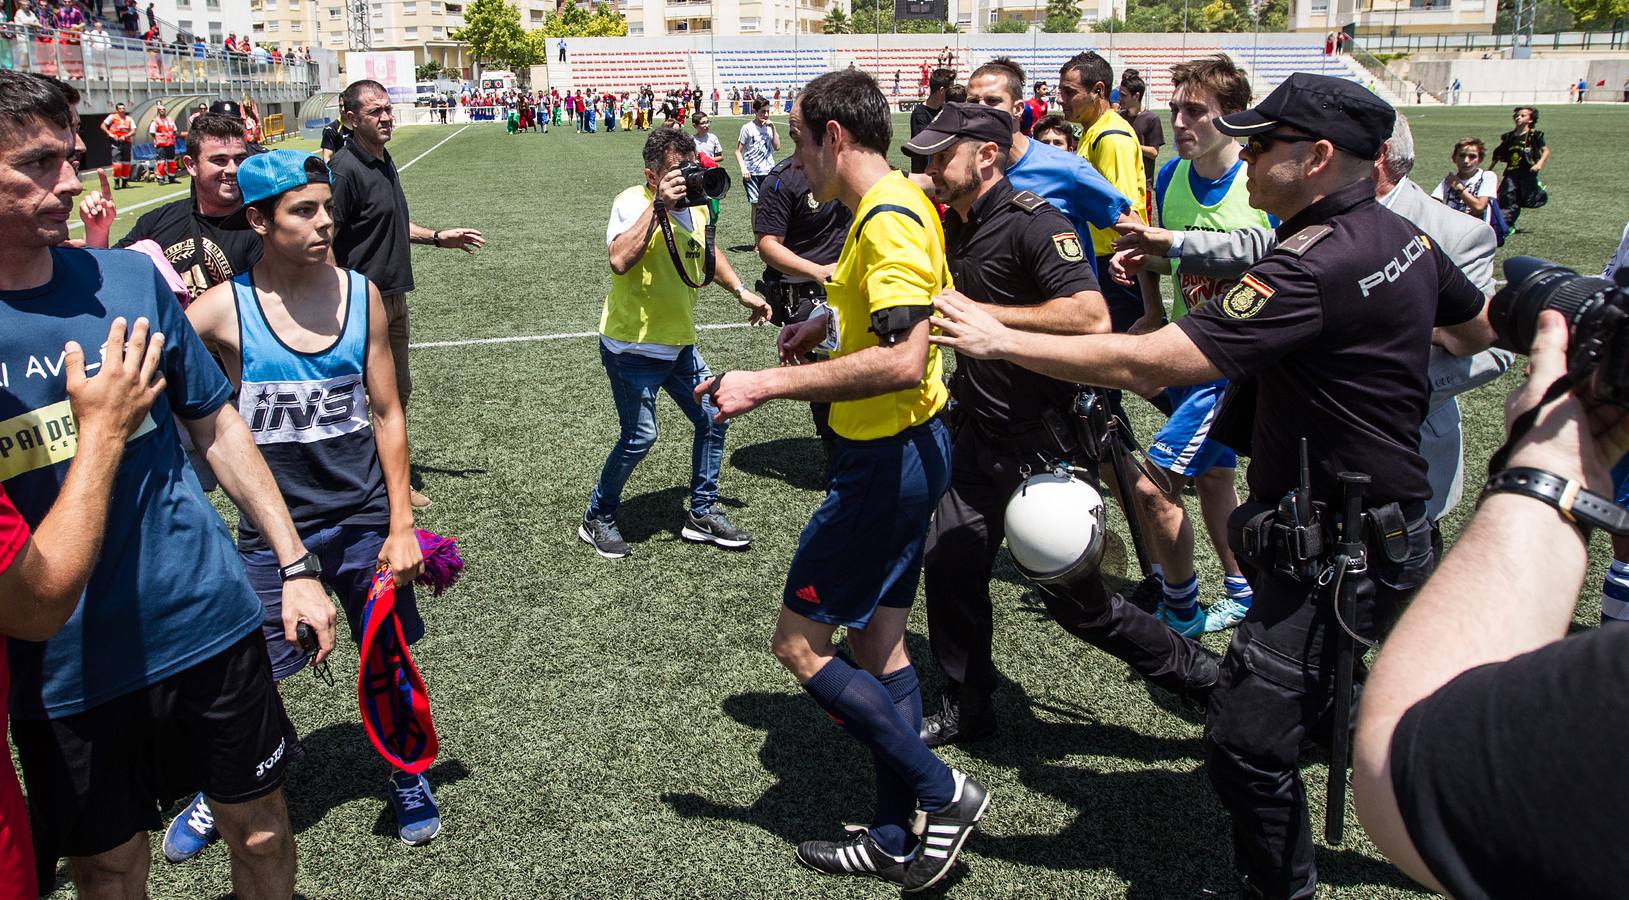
xmin=1451 ymin=136 xmax=1487 ymax=161
xmin=928 ymin=67 xmax=956 ymax=96
xmin=799 ymin=69 xmax=890 ymax=157
xmin=945 ymin=83 xmax=967 ymax=103
xmin=0 ymin=70 xmax=74 ymax=138
xmin=1514 ymin=105 xmax=1539 ymax=124
xmin=185 ymin=112 xmax=245 ymax=158
xmin=1033 ymin=114 xmax=1076 ymax=150
xmin=1061 ymin=51 xmax=1113 ymax=93
xmin=752 ymin=96 xmax=770 ymax=112
xmin=341 ymin=79 xmax=388 ymax=114
xmin=1169 ymin=55 xmax=1252 ymax=115
xmin=972 ymin=57 xmax=1025 ymax=103
xmin=642 ymin=126 xmax=695 ymax=171
xmin=1119 ymin=68 xmax=1146 ymax=101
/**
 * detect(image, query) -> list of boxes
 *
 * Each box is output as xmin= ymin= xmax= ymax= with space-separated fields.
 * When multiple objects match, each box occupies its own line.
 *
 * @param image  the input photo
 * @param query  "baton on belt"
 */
xmin=1325 ymin=471 xmax=1370 ymax=845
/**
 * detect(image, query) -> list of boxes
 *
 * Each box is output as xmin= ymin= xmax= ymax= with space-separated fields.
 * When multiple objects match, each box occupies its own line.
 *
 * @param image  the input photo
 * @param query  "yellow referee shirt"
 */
xmin=825 ymin=171 xmax=950 ymax=441
xmin=1078 ymin=108 xmax=1146 ymax=257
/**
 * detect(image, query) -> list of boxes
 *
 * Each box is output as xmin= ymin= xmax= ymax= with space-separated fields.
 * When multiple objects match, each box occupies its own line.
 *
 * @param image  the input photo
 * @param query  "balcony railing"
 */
xmin=0 ymin=25 xmax=321 ymax=96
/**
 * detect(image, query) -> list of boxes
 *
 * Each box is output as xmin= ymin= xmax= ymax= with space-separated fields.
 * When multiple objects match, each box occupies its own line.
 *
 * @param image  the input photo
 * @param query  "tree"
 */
xmin=989 ymin=16 xmax=1029 ymax=31
xmin=823 ymin=6 xmax=851 ymax=32
xmin=1043 ymin=0 xmax=1082 ymax=31
xmin=415 ymin=59 xmax=448 ymax=82
xmin=451 ymin=0 xmax=541 ymax=80
xmin=539 ymin=1 xmax=627 ymax=36
xmin=1556 ymin=0 xmax=1628 ymax=26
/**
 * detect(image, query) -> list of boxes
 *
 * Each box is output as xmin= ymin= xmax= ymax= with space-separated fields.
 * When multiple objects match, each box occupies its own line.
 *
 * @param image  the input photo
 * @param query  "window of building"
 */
xmin=531 ymin=8 xmax=542 ymax=18
xmin=252 ymin=21 xmax=264 ymax=30
xmin=403 ymin=2 xmax=416 ymax=13
xmin=178 ymin=18 xmax=193 ymax=32
xmin=405 ymin=25 xmax=418 ymax=37
xmin=672 ymin=19 xmax=688 ymax=30
xmin=291 ymin=20 xmax=301 ymax=30
xmin=176 ymin=0 xmax=190 ymax=8
xmin=629 ymin=20 xmax=642 ymax=32
xmin=329 ymin=7 xmax=339 ymax=16
xmin=433 ymin=24 xmax=443 ymax=36
xmin=740 ymin=15 xmax=758 ymax=28
xmin=445 ymin=3 xmax=461 ymax=11
xmin=205 ymin=0 xmax=219 ymax=9
xmin=431 ymin=1 xmax=441 ymax=12
xmin=209 ymin=21 xmax=223 ymax=38
xmin=266 ymin=19 xmax=277 ymax=29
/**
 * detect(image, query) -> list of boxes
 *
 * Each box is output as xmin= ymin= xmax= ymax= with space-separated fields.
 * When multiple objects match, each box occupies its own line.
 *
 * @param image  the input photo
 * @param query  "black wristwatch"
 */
xmin=1480 ymin=467 xmax=1629 ymax=537
xmin=279 ymin=551 xmax=322 ymax=582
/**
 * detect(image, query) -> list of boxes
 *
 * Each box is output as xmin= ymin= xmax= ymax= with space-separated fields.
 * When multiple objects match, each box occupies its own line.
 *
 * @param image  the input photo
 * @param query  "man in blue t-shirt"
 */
xmin=962 ymin=58 xmax=1134 ymax=280
xmin=0 ymin=72 xmax=336 ymax=897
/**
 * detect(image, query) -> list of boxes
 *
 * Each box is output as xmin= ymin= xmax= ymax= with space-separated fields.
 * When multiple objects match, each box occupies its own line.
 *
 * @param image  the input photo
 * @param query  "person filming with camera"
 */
xmin=1355 ymin=261 xmax=1629 ymax=899
xmin=580 ymin=128 xmax=771 ymax=561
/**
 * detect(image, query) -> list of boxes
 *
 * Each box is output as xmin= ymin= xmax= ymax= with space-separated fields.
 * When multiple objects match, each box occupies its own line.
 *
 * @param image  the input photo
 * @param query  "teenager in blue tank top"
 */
xmin=181 ymin=151 xmax=442 ymax=855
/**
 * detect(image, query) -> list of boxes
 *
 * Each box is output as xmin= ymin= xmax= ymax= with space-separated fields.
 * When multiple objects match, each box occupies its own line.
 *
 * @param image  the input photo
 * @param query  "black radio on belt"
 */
xmin=756 ymin=277 xmax=826 ymax=327
xmin=1228 ymin=438 xmax=1327 ymax=581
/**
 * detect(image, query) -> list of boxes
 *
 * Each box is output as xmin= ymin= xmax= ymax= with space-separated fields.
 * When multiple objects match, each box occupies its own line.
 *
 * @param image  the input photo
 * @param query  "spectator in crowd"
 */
xmin=735 ymin=97 xmax=779 ymax=223
xmin=0 ymin=69 xmax=337 ymax=900
xmin=1118 ymin=67 xmax=1164 ymax=225
xmin=1031 ymin=114 xmax=1076 ymax=152
xmin=910 ymin=68 xmax=955 ymax=176
xmin=328 ymin=79 xmax=486 ymax=509
xmin=1494 ymin=105 xmax=1548 ymax=232
xmin=1431 ymin=136 xmax=1495 ymax=224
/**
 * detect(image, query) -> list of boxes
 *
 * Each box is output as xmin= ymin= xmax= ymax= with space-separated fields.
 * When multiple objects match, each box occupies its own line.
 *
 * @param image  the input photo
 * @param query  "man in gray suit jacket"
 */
xmin=1114 ymin=113 xmax=1514 ymax=523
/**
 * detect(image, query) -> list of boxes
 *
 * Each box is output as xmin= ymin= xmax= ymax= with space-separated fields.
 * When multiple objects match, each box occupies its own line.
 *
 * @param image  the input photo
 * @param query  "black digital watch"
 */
xmin=279 ymin=551 xmax=322 ymax=582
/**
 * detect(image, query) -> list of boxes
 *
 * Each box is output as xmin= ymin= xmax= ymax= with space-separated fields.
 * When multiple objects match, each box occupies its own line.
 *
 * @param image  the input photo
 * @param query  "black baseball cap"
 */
xmin=209 ymin=100 xmax=244 ymax=120
xmin=1215 ymin=73 xmax=1395 ymax=161
xmin=902 ymin=102 xmax=1014 ymax=157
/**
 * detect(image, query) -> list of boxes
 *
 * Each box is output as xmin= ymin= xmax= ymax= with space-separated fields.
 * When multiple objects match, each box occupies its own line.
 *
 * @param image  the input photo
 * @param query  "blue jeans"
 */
xmin=587 ymin=344 xmax=727 ymax=522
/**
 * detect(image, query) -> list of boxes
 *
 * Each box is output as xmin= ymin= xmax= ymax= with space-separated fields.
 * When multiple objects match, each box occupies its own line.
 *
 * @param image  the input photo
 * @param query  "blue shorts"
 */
xmin=783 ymin=416 xmax=951 ymax=629
xmin=1146 ymin=378 xmax=1238 ymax=477
xmin=744 ymin=173 xmax=769 ymax=205
xmin=242 ymin=522 xmax=424 ymax=680
xmin=1614 ymin=454 xmax=1629 ymax=507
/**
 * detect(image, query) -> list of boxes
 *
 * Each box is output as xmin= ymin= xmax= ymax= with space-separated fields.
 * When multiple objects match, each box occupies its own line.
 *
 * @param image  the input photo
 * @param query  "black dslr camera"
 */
xmin=1491 ymin=256 xmax=1629 ymax=404
xmin=674 ymin=161 xmax=730 ymax=208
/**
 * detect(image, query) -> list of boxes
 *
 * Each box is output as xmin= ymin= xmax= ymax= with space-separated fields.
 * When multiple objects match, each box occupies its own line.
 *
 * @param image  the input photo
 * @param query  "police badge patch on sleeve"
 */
xmin=1053 ymin=232 xmax=1084 ymax=262
xmin=1223 ymin=274 xmax=1275 ymax=319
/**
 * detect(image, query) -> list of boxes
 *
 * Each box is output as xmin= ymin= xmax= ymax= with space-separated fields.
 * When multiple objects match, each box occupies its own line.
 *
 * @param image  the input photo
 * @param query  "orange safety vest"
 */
xmin=150 ymin=116 xmax=176 ymax=146
xmin=104 ymin=113 xmax=133 ymax=142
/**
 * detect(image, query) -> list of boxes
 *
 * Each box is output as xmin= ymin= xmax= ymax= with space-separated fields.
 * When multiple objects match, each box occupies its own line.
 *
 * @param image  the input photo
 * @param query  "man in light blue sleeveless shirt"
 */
xmin=184 ymin=151 xmax=440 ymax=854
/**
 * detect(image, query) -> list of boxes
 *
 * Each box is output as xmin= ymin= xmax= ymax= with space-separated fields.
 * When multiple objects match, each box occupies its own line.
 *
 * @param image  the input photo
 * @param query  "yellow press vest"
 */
xmin=600 ymin=185 xmax=710 ymax=347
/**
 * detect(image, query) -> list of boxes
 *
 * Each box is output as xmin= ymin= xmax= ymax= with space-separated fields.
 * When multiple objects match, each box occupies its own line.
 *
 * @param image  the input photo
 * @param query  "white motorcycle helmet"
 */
xmin=1004 ymin=469 xmax=1107 ymax=587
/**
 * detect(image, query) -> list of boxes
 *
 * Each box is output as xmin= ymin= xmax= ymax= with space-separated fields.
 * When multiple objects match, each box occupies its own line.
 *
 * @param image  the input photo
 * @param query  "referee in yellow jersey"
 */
xmin=697 ymin=70 xmax=990 ymax=893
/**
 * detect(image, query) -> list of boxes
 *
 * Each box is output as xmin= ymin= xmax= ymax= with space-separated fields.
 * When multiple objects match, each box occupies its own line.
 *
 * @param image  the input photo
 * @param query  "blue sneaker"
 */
xmin=162 ymin=792 xmax=218 ymax=863
xmin=388 ymin=772 xmax=442 ymax=845
xmin=1155 ymin=602 xmax=1205 ymax=638
xmin=1203 ymin=598 xmax=1251 ymax=633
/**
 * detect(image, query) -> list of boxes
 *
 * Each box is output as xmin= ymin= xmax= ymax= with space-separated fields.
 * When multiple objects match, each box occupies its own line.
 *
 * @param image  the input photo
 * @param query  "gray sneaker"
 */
xmin=681 ymin=509 xmax=752 ymax=549
xmin=578 ymin=516 xmax=631 ymax=559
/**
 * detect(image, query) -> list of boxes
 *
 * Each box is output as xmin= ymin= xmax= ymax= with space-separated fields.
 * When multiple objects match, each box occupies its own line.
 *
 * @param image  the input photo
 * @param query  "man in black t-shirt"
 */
xmin=320 ymin=116 xmax=349 ymax=161
xmin=753 ymin=155 xmax=852 ymax=456
xmin=81 ymin=113 xmax=258 ymax=301
xmin=1493 ymin=106 xmax=1549 ymax=231
xmin=931 ymin=75 xmax=1494 ymax=898
xmin=1353 ymin=311 xmax=1629 ymax=900
xmin=909 ymin=69 xmax=955 ymax=175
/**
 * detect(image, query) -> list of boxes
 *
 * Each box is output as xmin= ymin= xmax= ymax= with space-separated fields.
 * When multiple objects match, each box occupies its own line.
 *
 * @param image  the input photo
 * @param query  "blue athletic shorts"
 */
xmin=1613 ymin=454 xmax=1629 ymax=507
xmin=1146 ymin=378 xmax=1238 ymax=477
xmin=783 ymin=416 xmax=952 ymax=629
xmin=241 ymin=522 xmax=425 ymax=680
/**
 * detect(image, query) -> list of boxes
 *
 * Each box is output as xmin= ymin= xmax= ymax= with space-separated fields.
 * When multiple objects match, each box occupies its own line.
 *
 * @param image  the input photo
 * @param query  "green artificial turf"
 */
xmin=33 ymin=103 xmax=1629 ymax=898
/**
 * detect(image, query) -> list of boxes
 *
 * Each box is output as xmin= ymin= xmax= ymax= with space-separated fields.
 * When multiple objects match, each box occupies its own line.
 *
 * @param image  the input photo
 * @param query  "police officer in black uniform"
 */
xmin=754 ymin=153 xmax=853 ymax=458
xmin=908 ymin=104 xmax=1221 ymax=746
xmin=929 ymin=75 xmax=1495 ymax=897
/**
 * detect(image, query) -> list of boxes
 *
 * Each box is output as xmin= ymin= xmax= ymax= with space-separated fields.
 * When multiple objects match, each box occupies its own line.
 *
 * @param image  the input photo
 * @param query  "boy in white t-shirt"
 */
xmin=1431 ymin=136 xmax=1496 ymax=223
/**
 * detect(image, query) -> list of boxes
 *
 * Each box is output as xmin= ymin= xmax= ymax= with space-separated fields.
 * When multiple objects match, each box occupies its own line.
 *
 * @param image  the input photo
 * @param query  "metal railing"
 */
xmin=1357 ymin=28 xmax=1628 ymax=53
xmin=0 ymin=25 xmax=320 ymax=98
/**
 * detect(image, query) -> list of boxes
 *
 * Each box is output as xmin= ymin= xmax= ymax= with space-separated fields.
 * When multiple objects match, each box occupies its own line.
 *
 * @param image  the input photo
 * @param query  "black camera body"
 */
xmin=1490 ymin=256 xmax=1629 ymax=404
xmin=674 ymin=161 xmax=730 ymax=209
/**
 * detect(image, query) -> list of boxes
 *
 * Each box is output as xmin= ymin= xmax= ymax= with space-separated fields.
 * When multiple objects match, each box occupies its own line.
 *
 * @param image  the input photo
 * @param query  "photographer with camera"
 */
xmin=931 ymin=75 xmax=1495 ymax=898
xmin=580 ymin=129 xmax=771 ymax=560
xmin=1355 ymin=275 xmax=1629 ymax=898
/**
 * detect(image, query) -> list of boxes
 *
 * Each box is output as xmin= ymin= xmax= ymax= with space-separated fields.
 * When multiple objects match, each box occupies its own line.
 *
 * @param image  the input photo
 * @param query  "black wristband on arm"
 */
xmin=1480 ymin=467 xmax=1629 ymax=538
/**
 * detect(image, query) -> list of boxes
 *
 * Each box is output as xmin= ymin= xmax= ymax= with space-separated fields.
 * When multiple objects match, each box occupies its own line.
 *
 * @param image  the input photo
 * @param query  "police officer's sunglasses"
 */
xmin=1243 ymin=132 xmax=1319 ymax=155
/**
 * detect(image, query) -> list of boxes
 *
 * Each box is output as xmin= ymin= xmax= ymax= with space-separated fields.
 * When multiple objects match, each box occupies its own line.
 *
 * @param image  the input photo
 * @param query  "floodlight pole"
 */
xmin=347 ymin=0 xmax=371 ymax=50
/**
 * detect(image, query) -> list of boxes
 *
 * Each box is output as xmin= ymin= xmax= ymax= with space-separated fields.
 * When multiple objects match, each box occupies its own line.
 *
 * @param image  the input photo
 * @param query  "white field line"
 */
xmin=412 ymin=322 xmax=752 ymax=350
xmin=70 ymin=123 xmax=471 ymax=231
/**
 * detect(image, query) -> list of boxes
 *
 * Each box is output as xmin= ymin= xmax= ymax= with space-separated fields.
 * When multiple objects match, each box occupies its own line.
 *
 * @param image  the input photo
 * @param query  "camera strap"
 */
xmin=1486 ymin=369 xmax=1578 ymax=474
xmin=655 ymin=203 xmax=717 ymax=289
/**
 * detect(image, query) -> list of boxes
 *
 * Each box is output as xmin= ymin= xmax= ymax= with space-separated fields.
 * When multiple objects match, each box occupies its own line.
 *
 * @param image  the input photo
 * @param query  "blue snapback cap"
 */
xmin=225 ymin=150 xmax=331 ymax=228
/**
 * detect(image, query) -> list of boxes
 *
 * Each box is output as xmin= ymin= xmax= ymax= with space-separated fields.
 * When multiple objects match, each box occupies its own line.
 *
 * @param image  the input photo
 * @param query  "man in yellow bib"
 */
xmin=582 ymin=129 xmax=771 ymax=560
xmin=699 ymin=70 xmax=991 ymax=893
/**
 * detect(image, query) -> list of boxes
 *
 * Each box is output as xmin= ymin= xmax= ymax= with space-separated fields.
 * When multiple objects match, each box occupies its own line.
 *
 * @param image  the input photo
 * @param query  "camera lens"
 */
xmin=1490 ymin=257 xmax=1614 ymax=353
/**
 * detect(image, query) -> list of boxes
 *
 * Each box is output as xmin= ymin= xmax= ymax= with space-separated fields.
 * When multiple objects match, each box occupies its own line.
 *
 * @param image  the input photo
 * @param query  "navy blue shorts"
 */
xmin=783 ymin=416 xmax=951 ymax=629
xmin=241 ymin=522 xmax=424 ymax=680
